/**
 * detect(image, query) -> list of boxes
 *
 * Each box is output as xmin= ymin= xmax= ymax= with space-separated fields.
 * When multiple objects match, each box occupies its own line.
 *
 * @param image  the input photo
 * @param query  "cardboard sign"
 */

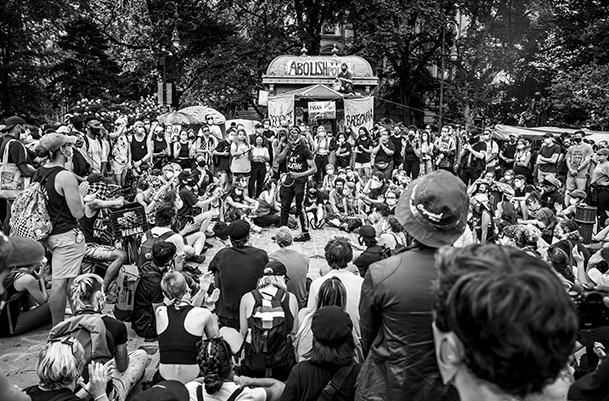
xmin=308 ymin=101 xmax=336 ymax=120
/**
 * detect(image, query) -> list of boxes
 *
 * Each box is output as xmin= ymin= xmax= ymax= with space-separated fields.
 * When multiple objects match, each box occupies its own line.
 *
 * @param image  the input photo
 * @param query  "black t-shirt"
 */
xmin=279 ymin=361 xmax=362 ymax=401
xmin=355 ymin=136 xmax=372 ymax=163
xmin=0 ymin=136 xmax=31 ymax=166
xmin=465 ymin=141 xmax=487 ymax=170
xmin=132 ymin=263 xmax=165 ymax=338
xmin=25 ymin=386 xmax=80 ymax=401
xmin=215 ymin=140 xmax=231 ymax=171
xmin=374 ymin=140 xmax=395 ymax=164
xmin=336 ymin=142 xmax=352 ymax=168
xmin=353 ymin=245 xmax=385 ymax=278
xmin=286 ymin=143 xmax=314 ymax=183
xmin=403 ymin=141 xmax=419 ymax=163
xmin=79 ymin=209 xmax=100 ymax=244
xmin=209 ymin=246 xmax=268 ymax=323
xmin=390 ymin=135 xmax=404 ymax=164
xmin=500 ymin=143 xmax=517 ymax=167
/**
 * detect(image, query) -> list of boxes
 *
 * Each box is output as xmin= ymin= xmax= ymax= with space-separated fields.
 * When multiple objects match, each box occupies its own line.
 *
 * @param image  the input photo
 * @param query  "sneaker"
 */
xmin=190 ymin=255 xmax=206 ymax=264
xmin=293 ymin=233 xmax=311 ymax=242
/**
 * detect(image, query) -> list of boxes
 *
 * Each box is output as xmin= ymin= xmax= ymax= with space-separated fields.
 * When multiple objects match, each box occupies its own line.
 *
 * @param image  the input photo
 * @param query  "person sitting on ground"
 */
xmin=154 ymin=271 xmax=218 ymax=385
xmin=253 ymin=179 xmax=281 ymax=228
xmin=25 ymin=338 xmax=111 ymax=401
xmin=432 ymin=244 xmax=578 ymax=401
xmin=186 ymin=337 xmax=285 ymax=401
xmin=308 ymin=238 xmax=364 ymax=340
xmin=132 ymin=242 xmax=177 ymax=339
xmin=0 ymin=262 xmax=51 ymax=337
xmin=49 ymin=274 xmax=148 ymax=401
xmin=239 ymin=261 xmax=299 ymax=381
xmin=353 ymin=225 xmax=385 ymax=278
xmin=209 ymin=220 xmax=268 ymax=330
xmin=557 ymin=189 xmax=587 ymax=219
xmin=269 ymin=226 xmax=310 ymax=310
xmin=280 ymin=306 xmax=362 ymax=401
xmin=79 ymin=174 xmax=128 ymax=289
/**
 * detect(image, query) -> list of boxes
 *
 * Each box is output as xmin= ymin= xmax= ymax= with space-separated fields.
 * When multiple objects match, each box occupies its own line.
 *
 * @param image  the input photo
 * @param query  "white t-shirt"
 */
xmin=307 ymin=269 xmax=364 ymax=339
xmin=186 ymin=381 xmax=266 ymax=401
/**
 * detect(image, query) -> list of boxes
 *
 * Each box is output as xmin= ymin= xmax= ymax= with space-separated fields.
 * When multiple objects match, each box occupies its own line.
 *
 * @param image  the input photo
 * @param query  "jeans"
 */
xmin=249 ymin=162 xmax=266 ymax=198
xmin=460 ymin=167 xmax=482 ymax=186
xmin=280 ymin=181 xmax=308 ymax=233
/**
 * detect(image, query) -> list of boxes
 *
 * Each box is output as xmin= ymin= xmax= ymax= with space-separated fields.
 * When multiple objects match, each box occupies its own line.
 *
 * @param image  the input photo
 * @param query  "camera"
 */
xmin=569 ymin=286 xmax=609 ymax=329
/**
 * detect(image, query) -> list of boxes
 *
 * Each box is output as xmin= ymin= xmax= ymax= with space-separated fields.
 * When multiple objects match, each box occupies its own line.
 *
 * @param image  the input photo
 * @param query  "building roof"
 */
xmin=272 ymin=84 xmax=345 ymax=100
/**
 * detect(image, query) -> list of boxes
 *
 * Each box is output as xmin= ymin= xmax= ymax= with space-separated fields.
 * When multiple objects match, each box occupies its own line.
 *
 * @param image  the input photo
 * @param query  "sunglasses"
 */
xmin=50 ymin=337 xmax=77 ymax=352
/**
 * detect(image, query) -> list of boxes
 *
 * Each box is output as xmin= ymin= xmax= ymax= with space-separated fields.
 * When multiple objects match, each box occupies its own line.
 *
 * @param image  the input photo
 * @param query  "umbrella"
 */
xmin=157 ymin=111 xmax=198 ymax=125
xmin=179 ymin=106 xmax=226 ymax=125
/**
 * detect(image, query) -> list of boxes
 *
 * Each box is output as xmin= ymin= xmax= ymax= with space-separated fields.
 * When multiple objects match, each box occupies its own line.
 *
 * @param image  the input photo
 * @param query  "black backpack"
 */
xmin=242 ymin=289 xmax=295 ymax=376
xmin=137 ymin=229 xmax=175 ymax=268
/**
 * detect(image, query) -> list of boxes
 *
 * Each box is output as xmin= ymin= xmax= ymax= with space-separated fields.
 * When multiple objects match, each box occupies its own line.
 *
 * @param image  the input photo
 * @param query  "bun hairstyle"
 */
xmin=196 ymin=337 xmax=234 ymax=394
xmin=161 ymin=271 xmax=188 ymax=308
xmin=71 ymin=274 xmax=105 ymax=312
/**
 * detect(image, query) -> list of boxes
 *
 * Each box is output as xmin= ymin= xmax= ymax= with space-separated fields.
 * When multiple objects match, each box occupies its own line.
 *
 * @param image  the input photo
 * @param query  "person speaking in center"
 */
xmin=275 ymin=126 xmax=316 ymax=242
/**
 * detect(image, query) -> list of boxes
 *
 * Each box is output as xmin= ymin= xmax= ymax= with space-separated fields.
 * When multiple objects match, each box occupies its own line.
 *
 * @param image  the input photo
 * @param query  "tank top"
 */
xmin=158 ymin=304 xmax=200 ymax=365
xmin=154 ymin=137 xmax=167 ymax=154
xmin=131 ymin=135 xmax=147 ymax=162
xmin=34 ymin=166 xmax=78 ymax=235
xmin=178 ymin=141 xmax=190 ymax=159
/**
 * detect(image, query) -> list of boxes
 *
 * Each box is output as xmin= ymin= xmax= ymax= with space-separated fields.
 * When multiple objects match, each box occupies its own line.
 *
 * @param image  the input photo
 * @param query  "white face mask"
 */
xmin=165 ymin=172 xmax=174 ymax=180
xmin=370 ymin=180 xmax=382 ymax=189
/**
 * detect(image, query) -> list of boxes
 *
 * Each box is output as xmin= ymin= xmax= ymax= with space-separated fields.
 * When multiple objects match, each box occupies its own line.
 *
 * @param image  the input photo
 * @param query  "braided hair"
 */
xmin=196 ymin=337 xmax=233 ymax=394
xmin=71 ymin=274 xmax=105 ymax=312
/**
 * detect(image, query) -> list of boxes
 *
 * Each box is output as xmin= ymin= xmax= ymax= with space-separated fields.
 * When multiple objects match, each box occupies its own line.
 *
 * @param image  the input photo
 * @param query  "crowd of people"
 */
xmin=0 ymin=112 xmax=609 ymax=401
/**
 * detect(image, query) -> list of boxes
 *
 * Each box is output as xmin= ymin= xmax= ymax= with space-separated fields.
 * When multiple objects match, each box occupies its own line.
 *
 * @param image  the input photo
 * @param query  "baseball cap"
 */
xmin=56 ymin=126 xmax=71 ymax=134
xmin=132 ymin=380 xmax=189 ymax=401
xmin=1 ymin=116 xmax=26 ymax=132
xmin=263 ymin=260 xmax=289 ymax=279
xmin=178 ymin=170 xmax=194 ymax=181
xmin=597 ymin=149 xmax=609 ymax=157
xmin=312 ymin=306 xmax=353 ymax=347
xmin=133 ymin=121 xmax=144 ymax=128
xmin=542 ymin=176 xmax=561 ymax=188
xmin=359 ymin=225 xmax=376 ymax=239
xmin=275 ymin=226 xmax=293 ymax=244
xmin=395 ymin=170 xmax=468 ymax=248
xmin=227 ymin=220 xmax=250 ymax=241
xmin=373 ymin=171 xmax=385 ymax=181
xmin=39 ymin=133 xmax=76 ymax=153
xmin=543 ymin=132 xmax=554 ymax=138
xmin=0 ymin=233 xmax=45 ymax=269
xmin=571 ymin=189 xmax=587 ymax=200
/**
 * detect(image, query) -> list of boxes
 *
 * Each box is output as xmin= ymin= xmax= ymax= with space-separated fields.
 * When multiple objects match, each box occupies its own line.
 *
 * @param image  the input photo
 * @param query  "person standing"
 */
xmin=498 ymin=133 xmax=518 ymax=176
xmin=371 ymin=126 xmax=395 ymax=180
xmin=249 ymin=135 xmax=270 ymax=198
xmin=591 ymin=148 xmax=609 ymax=229
xmin=535 ymin=133 xmax=562 ymax=184
xmin=276 ymin=127 xmax=317 ymax=242
xmin=130 ymin=121 xmax=152 ymax=175
xmin=481 ymin=128 xmax=499 ymax=175
xmin=565 ymin=130 xmax=594 ymax=205
xmin=434 ymin=125 xmax=457 ymax=173
xmin=208 ymin=220 xmax=268 ymax=329
xmin=109 ymin=117 xmax=130 ymax=187
xmin=268 ymin=226 xmax=309 ymax=310
xmin=230 ymin=129 xmax=252 ymax=187
xmin=457 ymin=129 xmax=487 ymax=186
xmin=82 ymin=118 xmax=109 ymax=175
xmin=33 ymin=133 xmax=87 ymax=326
xmin=354 ymin=127 xmax=373 ymax=179
xmin=357 ymin=170 xmax=467 ymax=401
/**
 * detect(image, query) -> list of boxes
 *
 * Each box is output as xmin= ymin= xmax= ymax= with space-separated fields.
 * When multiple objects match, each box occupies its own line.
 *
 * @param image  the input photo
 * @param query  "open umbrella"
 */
xmin=157 ymin=111 xmax=198 ymax=125
xmin=179 ymin=106 xmax=226 ymax=125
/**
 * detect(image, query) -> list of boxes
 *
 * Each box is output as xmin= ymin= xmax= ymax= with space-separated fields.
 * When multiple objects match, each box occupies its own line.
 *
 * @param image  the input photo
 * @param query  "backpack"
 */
xmin=48 ymin=312 xmax=112 ymax=364
xmin=113 ymin=263 xmax=140 ymax=322
xmin=242 ymin=289 xmax=295 ymax=375
xmin=137 ymin=229 xmax=175 ymax=268
xmin=0 ymin=139 xmax=30 ymax=200
xmin=10 ymin=169 xmax=65 ymax=241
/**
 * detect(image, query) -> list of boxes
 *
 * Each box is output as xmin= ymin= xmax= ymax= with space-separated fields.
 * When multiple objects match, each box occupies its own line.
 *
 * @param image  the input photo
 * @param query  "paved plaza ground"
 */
xmin=0 ymin=225 xmax=356 ymax=398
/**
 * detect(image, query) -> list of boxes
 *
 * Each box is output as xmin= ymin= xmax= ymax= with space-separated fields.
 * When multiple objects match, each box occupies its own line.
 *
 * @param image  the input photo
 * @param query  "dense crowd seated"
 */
xmin=1 ymin=113 xmax=609 ymax=401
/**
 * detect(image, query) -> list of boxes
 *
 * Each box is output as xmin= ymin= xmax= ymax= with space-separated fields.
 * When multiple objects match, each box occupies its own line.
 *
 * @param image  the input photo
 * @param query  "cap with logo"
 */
xmin=39 ymin=133 xmax=76 ymax=153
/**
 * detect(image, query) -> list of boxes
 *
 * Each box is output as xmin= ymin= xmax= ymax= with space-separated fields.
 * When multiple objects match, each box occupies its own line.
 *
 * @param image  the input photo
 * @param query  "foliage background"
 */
xmin=1 ymin=0 xmax=608 ymax=129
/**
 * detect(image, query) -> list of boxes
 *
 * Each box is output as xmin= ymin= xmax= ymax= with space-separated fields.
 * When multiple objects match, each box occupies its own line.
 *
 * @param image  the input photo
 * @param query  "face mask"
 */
xmin=61 ymin=146 xmax=73 ymax=159
xmin=197 ymin=161 xmax=206 ymax=168
xmin=370 ymin=180 xmax=382 ymax=189
xmin=573 ymin=138 xmax=582 ymax=144
xmin=90 ymin=127 xmax=101 ymax=135
xmin=165 ymin=172 xmax=174 ymax=180
xmin=517 ymin=144 xmax=524 ymax=149
xmin=386 ymin=198 xmax=397 ymax=206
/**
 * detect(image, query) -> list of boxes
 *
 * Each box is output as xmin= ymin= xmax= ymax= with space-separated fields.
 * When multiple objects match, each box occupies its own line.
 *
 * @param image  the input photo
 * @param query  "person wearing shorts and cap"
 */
xmin=33 ymin=133 xmax=88 ymax=326
xmin=357 ymin=170 xmax=468 ymax=401
xmin=536 ymin=132 xmax=562 ymax=185
xmin=592 ymin=148 xmax=609 ymax=228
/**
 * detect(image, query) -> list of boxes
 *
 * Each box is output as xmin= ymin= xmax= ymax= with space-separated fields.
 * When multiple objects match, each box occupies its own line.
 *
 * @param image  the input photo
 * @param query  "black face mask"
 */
xmin=573 ymin=138 xmax=582 ymax=144
xmin=197 ymin=161 xmax=206 ymax=168
xmin=90 ymin=127 xmax=101 ymax=135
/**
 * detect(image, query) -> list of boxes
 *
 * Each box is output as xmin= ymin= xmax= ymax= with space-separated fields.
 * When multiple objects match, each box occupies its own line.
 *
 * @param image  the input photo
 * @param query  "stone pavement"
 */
xmin=0 ymin=225 xmax=357 ymax=398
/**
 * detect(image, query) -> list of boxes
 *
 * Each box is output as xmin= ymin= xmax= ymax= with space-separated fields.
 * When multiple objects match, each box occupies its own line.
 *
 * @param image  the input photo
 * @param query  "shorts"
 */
xmin=355 ymin=162 xmax=371 ymax=169
xmin=111 ymin=160 xmax=129 ymax=175
xmin=46 ymin=229 xmax=86 ymax=279
xmin=85 ymin=243 xmax=117 ymax=262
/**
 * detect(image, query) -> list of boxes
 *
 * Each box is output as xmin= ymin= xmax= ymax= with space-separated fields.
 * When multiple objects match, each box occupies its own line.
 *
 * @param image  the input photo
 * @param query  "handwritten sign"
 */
xmin=268 ymin=95 xmax=295 ymax=128
xmin=344 ymin=97 xmax=374 ymax=132
xmin=308 ymin=101 xmax=336 ymax=120
xmin=285 ymin=60 xmax=344 ymax=77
